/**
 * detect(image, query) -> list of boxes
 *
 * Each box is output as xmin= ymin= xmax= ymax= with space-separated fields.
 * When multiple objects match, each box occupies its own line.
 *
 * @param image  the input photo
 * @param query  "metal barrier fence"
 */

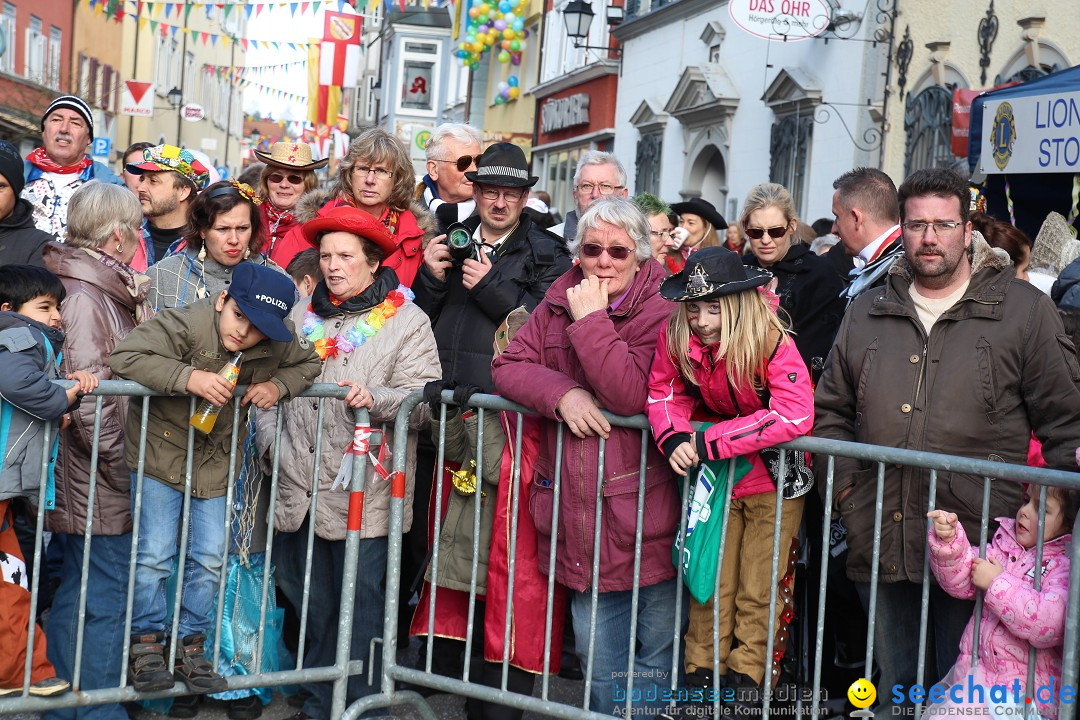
xmin=4 ymin=385 xmax=1080 ymax=720
xmin=341 ymin=390 xmax=1080 ymax=720
xmin=0 ymin=380 xmax=377 ymax=719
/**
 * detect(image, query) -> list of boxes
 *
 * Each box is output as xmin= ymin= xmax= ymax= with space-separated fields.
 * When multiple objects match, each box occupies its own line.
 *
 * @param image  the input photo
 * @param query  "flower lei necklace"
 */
xmin=301 ymin=284 xmax=414 ymax=360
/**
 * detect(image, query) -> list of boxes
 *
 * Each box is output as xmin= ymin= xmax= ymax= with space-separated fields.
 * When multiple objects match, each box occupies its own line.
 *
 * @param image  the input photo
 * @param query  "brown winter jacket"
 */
xmin=44 ymin=242 xmax=149 ymax=536
xmin=109 ymin=299 xmax=321 ymax=498
xmin=814 ymin=234 xmax=1080 ymax=584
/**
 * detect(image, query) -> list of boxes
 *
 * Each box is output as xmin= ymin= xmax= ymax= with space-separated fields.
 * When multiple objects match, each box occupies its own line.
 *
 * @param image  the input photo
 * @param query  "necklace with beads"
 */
xmin=301 ymin=284 xmax=413 ymax=360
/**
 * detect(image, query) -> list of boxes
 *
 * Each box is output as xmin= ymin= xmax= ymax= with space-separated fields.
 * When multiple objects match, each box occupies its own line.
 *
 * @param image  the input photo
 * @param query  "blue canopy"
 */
xmin=968 ymin=64 xmax=1080 ymax=174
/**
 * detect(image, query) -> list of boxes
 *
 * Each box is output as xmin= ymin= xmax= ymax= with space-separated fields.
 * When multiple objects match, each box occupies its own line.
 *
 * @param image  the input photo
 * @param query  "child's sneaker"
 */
xmin=173 ymin=633 xmax=227 ymax=693
xmin=128 ymin=631 xmax=175 ymax=692
xmin=29 ymin=677 xmax=71 ymax=696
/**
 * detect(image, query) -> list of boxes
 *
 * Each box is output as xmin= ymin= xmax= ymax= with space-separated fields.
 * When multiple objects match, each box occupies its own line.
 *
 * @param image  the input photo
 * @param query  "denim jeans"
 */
xmin=856 ymin=580 xmax=974 ymax=712
xmin=130 ymin=475 xmax=227 ymax=638
xmin=44 ymin=533 xmax=131 ymax=720
xmin=571 ymin=578 xmax=681 ymax=716
xmin=277 ymin=519 xmax=387 ymax=720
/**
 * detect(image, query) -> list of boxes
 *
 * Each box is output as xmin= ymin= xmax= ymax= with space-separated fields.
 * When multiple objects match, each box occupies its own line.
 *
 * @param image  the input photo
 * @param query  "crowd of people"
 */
xmin=1 ymin=92 xmax=1079 ymax=720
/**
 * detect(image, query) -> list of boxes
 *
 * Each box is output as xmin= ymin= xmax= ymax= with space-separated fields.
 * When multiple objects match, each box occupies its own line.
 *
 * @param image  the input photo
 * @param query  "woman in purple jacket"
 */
xmin=492 ymin=197 xmax=680 ymax=715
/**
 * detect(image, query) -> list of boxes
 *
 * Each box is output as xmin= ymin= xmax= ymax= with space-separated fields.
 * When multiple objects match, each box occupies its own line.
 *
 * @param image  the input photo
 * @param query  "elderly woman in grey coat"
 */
xmin=145 ymin=180 xmax=279 ymax=311
xmin=260 ymin=205 xmax=439 ymax=720
xmin=43 ymin=181 xmax=153 ymax=720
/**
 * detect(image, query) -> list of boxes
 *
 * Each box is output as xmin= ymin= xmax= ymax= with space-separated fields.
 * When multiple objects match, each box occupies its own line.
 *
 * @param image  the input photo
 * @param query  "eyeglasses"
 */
xmin=580 ymin=243 xmax=633 ymax=261
xmin=577 ymin=182 xmax=624 ymax=195
xmin=267 ymin=172 xmax=304 ymax=185
xmin=479 ymin=187 xmax=526 ymax=202
xmin=434 ymin=154 xmax=483 ymax=172
xmin=745 ymin=225 xmax=789 ymax=240
xmin=901 ymin=221 xmax=963 ymax=235
xmin=353 ymin=165 xmax=393 ymax=180
xmin=649 ymin=230 xmax=672 ymax=239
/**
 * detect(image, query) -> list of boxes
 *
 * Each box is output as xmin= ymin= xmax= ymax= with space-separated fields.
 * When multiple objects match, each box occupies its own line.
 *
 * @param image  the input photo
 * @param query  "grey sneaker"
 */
xmin=29 ymin=676 xmax=71 ymax=696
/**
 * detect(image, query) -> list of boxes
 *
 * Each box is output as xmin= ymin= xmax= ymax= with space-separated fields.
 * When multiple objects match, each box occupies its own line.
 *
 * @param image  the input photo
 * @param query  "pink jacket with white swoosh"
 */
xmin=646 ymin=323 xmax=814 ymax=498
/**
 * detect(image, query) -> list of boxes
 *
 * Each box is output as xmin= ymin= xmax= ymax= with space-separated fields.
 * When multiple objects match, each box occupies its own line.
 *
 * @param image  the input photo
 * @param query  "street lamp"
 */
xmin=167 ymin=86 xmax=182 ymax=109
xmin=561 ymin=0 xmax=621 ymax=54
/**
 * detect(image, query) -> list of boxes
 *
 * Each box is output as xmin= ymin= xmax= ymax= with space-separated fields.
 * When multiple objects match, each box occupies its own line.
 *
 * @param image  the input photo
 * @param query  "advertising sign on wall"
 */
xmin=728 ymin=0 xmax=830 ymax=41
xmin=981 ymin=91 xmax=1080 ymax=174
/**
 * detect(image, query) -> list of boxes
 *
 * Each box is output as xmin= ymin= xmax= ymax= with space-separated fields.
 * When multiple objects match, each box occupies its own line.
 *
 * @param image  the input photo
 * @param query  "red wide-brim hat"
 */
xmin=300 ymin=205 xmax=397 ymax=257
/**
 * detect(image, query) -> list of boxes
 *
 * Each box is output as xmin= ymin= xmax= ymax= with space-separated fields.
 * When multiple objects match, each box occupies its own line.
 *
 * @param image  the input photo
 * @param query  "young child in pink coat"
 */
xmin=926 ymin=483 xmax=1079 ymax=719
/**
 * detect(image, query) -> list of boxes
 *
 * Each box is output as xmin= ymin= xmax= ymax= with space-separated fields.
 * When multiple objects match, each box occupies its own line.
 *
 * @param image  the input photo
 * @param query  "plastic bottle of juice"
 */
xmin=189 ymin=352 xmax=243 ymax=434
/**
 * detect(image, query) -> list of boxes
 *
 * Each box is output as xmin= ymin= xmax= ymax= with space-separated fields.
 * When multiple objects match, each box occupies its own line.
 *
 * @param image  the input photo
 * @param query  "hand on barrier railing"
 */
xmin=423 ymin=380 xmax=455 ymax=410
xmin=452 ymin=383 xmax=482 ymax=408
xmin=556 ymin=387 xmax=610 ymax=439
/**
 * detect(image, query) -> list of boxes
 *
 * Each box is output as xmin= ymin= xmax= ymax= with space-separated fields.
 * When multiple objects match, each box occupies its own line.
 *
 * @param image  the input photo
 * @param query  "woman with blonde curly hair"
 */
xmin=284 ymin=128 xmax=438 ymax=288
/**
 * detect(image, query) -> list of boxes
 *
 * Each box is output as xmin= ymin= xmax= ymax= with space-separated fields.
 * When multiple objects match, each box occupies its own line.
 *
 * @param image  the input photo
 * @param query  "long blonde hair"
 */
xmin=665 ymin=289 xmax=788 ymax=391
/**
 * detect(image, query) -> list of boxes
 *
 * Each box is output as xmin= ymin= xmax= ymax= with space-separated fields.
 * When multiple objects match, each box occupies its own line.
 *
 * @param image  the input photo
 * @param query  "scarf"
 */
xmin=85 ymin=248 xmax=157 ymax=324
xmin=264 ymin=202 xmax=296 ymax=251
xmin=311 ymin=267 xmax=401 ymax=319
xmin=27 ymin=147 xmax=93 ymax=175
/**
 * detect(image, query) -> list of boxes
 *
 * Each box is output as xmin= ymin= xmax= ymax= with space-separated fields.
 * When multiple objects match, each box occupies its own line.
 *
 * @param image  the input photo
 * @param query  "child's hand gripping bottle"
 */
xmin=189 ymin=352 xmax=243 ymax=434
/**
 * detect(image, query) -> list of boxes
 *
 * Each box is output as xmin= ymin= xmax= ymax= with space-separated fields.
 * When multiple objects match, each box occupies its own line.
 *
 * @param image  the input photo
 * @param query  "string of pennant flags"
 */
xmin=85 ymin=0 xmax=451 ymax=31
xmin=202 ymin=59 xmax=307 ymax=77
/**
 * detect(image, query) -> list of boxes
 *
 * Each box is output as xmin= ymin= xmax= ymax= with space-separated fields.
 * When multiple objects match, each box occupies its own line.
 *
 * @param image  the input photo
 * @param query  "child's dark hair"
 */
xmin=0 ymin=265 xmax=66 ymax=310
xmin=285 ymin=248 xmax=322 ymax=284
xmin=1048 ymin=485 xmax=1080 ymax=534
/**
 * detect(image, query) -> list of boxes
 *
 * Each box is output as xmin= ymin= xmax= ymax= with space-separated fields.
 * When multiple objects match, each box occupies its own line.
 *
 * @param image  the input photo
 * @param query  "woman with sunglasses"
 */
xmin=288 ymin=128 xmax=438 ymax=288
xmin=741 ymin=183 xmax=846 ymax=378
xmin=492 ymin=197 xmax=679 ymax=717
xmin=253 ymin=142 xmax=327 ymax=269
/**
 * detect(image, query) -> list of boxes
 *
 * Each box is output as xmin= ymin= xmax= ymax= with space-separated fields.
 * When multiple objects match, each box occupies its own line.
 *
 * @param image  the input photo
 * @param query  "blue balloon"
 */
xmin=507 ymin=75 xmax=519 ymax=87
xmin=512 ymin=18 xmax=524 ymax=31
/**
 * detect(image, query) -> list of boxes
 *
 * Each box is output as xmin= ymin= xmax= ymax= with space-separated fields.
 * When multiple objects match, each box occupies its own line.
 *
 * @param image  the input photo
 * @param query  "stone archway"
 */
xmin=685 ymin=143 xmax=727 ymax=209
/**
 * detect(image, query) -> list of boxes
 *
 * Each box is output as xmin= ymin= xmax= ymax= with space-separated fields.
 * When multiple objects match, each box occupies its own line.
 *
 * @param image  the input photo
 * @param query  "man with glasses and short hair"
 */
xmin=814 ymin=167 xmax=1080 ymax=716
xmin=416 ymin=122 xmax=484 ymax=231
xmin=550 ymin=150 xmax=628 ymax=241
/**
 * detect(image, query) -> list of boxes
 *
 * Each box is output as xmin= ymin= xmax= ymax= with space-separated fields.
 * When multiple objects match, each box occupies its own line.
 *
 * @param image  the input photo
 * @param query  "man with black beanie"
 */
xmin=0 ymin=140 xmax=52 ymax=267
xmin=21 ymin=95 xmax=124 ymax=239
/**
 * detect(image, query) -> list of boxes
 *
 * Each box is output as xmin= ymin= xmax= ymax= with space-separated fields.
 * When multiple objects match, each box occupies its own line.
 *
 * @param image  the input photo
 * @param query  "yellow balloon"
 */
xmin=508 ymin=87 xmax=520 ymax=99
xmin=503 ymin=28 xmax=515 ymax=39
xmin=478 ymin=3 xmax=490 ymax=14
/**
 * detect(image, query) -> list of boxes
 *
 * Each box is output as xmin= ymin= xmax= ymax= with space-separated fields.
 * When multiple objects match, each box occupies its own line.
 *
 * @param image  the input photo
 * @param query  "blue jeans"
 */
xmin=571 ymin=578 xmax=681 ymax=716
xmin=44 ymin=533 xmax=131 ymax=720
xmin=856 ymin=580 xmax=973 ymax=713
xmin=130 ymin=475 xmax=227 ymax=638
xmin=277 ymin=519 xmax=387 ymax=720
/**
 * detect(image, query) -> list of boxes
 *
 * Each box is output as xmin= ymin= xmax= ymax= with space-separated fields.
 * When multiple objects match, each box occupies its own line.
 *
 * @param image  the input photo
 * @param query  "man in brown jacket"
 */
xmin=814 ymin=168 xmax=1080 ymax=711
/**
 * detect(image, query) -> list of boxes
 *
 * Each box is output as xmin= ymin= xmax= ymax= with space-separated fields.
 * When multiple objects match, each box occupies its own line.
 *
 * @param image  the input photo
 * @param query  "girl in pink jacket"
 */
xmin=926 ymin=483 xmax=1080 ymax=719
xmin=646 ymin=247 xmax=814 ymax=693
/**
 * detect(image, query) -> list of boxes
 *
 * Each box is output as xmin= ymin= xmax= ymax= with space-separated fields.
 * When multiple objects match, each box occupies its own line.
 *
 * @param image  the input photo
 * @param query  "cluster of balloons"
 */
xmin=456 ymin=0 xmax=529 ymax=70
xmin=493 ymin=75 xmax=520 ymax=105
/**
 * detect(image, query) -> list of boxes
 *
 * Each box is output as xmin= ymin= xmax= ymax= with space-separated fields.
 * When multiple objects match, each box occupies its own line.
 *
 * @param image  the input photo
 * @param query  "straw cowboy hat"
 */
xmin=254 ymin=141 xmax=328 ymax=171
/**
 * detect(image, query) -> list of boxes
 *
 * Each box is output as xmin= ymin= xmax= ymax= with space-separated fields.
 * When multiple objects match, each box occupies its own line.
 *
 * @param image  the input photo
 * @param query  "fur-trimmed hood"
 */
xmin=293 ymin=183 xmax=440 ymax=249
xmin=888 ymin=229 xmax=1011 ymax=283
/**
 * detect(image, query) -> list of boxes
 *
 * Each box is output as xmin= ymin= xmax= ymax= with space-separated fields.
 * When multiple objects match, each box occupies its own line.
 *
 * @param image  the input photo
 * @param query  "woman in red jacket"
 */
xmin=284 ymin=129 xmax=438 ymax=288
xmin=646 ymin=246 xmax=814 ymax=695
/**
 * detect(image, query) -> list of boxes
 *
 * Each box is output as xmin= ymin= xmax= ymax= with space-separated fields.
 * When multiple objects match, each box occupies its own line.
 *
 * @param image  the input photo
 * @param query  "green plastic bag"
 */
xmin=673 ymin=456 xmax=753 ymax=604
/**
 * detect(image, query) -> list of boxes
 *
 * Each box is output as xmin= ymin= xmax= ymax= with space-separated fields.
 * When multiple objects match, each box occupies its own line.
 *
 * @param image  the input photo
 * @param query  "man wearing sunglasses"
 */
xmin=416 ymin=123 xmax=483 ymax=232
xmin=550 ymin=151 xmax=628 ymax=241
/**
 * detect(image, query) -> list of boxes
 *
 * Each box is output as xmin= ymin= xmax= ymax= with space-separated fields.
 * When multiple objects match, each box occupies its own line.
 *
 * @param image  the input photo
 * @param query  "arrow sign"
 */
xmin=122 ymin=80 xmax=154 ymax=117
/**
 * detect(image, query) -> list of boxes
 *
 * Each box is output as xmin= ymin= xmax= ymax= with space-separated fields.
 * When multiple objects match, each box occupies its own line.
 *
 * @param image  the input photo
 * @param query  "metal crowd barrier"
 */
xmin=5 ymin=385 xmax=1080 ymax=720
xmin=341 ymin=390 xmax=1080 ymax=720
xmin=0 ymin=380 xmax=376 ymax=719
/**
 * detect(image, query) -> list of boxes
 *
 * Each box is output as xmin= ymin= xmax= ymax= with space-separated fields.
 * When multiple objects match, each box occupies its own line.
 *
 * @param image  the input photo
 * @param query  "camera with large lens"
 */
xmin=445 ymin=222 xmax=481 ymax=266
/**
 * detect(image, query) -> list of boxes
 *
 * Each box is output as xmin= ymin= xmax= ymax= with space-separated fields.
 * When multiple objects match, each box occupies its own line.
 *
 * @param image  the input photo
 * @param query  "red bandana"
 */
xmin=27 ymin=146 xmax=93 ymax=175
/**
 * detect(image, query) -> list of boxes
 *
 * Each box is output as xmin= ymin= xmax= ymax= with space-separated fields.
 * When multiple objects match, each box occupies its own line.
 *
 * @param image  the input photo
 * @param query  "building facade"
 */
xmin=0 ymin=0 xmax=72 ymax=151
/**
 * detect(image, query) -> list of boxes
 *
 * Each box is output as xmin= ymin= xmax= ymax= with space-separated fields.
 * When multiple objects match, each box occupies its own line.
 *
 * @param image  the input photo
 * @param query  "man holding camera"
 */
xmin=414 ymin=142 xmax=570 ymax=391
